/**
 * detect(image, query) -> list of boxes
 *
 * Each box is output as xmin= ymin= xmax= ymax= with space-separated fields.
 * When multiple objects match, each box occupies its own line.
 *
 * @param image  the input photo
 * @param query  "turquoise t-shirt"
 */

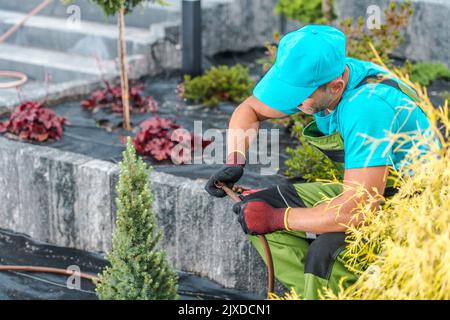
xmin=269 ymin=57 xmax=433 ymax=170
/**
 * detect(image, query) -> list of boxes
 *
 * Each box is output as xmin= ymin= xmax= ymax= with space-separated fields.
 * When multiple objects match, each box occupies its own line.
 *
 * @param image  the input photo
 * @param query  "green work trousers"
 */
xmin=244 ymin=182 xmax=359 ymax=299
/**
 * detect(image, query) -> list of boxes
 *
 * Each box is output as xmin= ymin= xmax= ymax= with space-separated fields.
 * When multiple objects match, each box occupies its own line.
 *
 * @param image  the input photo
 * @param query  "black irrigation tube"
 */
xmin=0 ymin=267 xmax=250 ymax=300
xmin=215 ymin=182 xmax=275 ymax=298
xmin=0 ymin=265 xmax=99 ymax=281
xmin=0 ymin=188 xmax=274 ymax=297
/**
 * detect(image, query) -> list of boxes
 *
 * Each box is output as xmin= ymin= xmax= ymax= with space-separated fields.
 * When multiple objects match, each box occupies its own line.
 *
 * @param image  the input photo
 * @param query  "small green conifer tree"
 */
xmin=96 ymin=137 xmax=178 ymax=300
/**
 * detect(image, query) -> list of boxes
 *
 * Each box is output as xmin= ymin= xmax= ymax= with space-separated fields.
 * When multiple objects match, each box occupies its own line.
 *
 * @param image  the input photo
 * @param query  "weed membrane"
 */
xmin=0 ymin=228 xmax=262 ymax=300
xmin=0 ymin=77 xmax=295 ymax=188
xmin=0 ymin=77 xmax=290 ymax=300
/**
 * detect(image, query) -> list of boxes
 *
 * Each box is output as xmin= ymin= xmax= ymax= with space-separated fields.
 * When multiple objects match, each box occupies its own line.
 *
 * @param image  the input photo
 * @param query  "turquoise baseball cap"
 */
xmin=253 ymin=25 xmax=347 ymax=114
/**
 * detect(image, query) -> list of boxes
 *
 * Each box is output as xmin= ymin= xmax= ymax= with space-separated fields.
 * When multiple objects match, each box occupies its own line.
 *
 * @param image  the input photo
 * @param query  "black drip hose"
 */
xmin=215 ymin=182 xmax=275 ymax=297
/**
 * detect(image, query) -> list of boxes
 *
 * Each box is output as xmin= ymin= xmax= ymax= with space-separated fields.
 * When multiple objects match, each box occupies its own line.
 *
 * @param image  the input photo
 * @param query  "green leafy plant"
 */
xmin=96 ymin=137 xmax=178 ymax=300
xmin=257 ymin=32 xmax=280 ymax=73
xmin=270 ymin=1 xmax=413 ymax=69
xmin=403 ymin=61 xmax=450 ymax=86
xmin=340 ymin=0 xmax=413 ymax=65
xmin=441 ymin=91 xmax=450 ymax=103
xmin=181 ymin=65 xmax=255 ymax=107
xmin=284 ymin=114 xmax=343 ymax=182
xmin=86 ymin=0 xmax=166 ymax=16
xmin=275 ymin=0 xmax=335 ymax=24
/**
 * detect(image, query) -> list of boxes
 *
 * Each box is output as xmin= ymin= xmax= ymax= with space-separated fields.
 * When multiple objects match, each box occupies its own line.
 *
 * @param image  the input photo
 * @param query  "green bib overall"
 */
xmin=246 ymin=74 xmax=421 ymax=299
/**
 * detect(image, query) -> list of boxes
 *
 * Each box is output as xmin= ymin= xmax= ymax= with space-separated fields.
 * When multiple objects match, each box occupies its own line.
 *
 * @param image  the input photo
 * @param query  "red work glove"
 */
xmin=232 ymin=199 xmax=290 ymax=235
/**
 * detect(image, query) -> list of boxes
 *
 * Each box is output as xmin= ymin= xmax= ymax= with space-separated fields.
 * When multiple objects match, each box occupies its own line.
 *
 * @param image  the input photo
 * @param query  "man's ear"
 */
xmin=329 ymin=78 xmax=345 ymax=94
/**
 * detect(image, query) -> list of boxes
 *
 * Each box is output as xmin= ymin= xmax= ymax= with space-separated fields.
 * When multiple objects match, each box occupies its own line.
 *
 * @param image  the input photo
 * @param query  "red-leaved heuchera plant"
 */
xmin=132 ymin=116 xmax=180 ymax=161
xmin=81 ymin=80 xmax=158 ymax=113
xmin=125 ymin=116 xmax=211 ymax=163
xmin=0 ymin=101 xmax=68 ymax=142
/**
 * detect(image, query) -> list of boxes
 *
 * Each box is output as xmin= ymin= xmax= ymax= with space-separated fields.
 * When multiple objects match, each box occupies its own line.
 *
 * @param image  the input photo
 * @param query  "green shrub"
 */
xmin=272 ymin=1 xmax=412 ymax=68
xmin=96 ymin=137 xmax=178 ymax=300
xmin=284 ymin=114 xmax=343 ymax=182
xmin=257 ymin=32 xmax=280 ymax=73
xmin=340 ymin=0 xmax=413 ymax=65
xmin=274 ymin=0 xmax=335 ymax=24
xmin=87 ymin=0 xmax=166 ymax=16
xmin=441 ymin=91 xmax=450 ymax=103
xmin=182 ymin=65 xmax=255 ymax=107
xmin=405 ymin=62 xmax=450 ymax=86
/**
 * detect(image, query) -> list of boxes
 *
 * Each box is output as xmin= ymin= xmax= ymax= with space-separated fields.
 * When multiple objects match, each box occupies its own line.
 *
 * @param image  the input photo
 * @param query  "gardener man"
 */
xmin=205 ymin=25 xmax=432 ymax=299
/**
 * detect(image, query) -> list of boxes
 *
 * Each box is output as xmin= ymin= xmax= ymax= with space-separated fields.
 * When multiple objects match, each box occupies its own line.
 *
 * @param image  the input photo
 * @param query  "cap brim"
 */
xmin=253 ymin=65 xmax=318 ymax=115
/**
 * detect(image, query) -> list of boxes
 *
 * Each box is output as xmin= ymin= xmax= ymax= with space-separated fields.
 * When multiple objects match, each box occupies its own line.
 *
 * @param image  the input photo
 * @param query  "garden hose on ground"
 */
xmin=0 ymin=71 xmax=27 ymax=89
xmin=0 ymin=265 xmax=99 ymax=281
xmin=215 ymin=182 xmax=275 ymax=297
xmin=0 ymin=0 xmax=53 ymax=89
xmin=0 ymin=187 xmax=275 ymax=297
xmin=0 ymin=183 xmax=276 ymax=298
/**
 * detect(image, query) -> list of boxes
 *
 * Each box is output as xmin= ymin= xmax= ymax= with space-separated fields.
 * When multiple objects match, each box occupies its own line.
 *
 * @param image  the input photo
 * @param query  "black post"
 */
xmin=280 ymin=13 xmax=287 ymax=35
xmin=182 ymin=0 xmax=202 ymax=76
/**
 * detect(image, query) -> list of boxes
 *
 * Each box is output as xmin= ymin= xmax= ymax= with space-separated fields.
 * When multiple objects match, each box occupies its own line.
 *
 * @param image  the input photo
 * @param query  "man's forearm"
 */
xmin=287 ymin=192 xmax=366 ymax=234
xmin=227 ymin=103 xmax=261 ymax=156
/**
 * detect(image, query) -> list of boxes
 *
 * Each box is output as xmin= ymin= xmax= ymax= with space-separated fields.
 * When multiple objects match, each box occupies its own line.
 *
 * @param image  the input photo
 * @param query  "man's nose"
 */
xmin=298 ymin=98 xmax=313 ymax=109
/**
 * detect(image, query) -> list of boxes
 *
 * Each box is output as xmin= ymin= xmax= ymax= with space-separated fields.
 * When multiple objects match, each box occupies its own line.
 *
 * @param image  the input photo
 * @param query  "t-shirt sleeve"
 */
xmin=252 ymin=91 xmax=301 ymax=115
xmin=269 ymin=104 xmax=301 ymax=115
xmin=340 ymin=95 xmax=398 ymax=169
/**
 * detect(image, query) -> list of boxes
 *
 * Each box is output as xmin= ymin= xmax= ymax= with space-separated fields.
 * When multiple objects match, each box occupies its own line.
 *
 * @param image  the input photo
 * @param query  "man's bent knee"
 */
xmin=304 ymin=232 xmax=347 ymax=279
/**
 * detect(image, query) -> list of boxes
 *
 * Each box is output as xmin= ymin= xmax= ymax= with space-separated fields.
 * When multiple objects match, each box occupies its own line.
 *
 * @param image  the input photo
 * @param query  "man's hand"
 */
xmin=206 ymin=96 xmax=289 ymax=198
xmin=205 ymin=151 xmax=245 ymax=197
xmin=232 ymin=199 xmax=286 ymax=235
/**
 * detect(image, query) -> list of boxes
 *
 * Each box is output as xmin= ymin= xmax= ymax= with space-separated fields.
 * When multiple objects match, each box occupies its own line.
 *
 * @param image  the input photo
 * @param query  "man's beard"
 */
xmin=309 ymin=104 xmax=329 ymax=114
xmin=308 ymin=99 xmax=333 ymax=114
xmin=310 ymin=94 xmax=339 ymax=114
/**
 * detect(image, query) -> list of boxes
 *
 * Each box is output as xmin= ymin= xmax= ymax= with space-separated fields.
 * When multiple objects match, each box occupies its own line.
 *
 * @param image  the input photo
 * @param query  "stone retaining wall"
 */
xmin=0 ymin=136 xmax=277 ymax=295
xmin=203 ymin=0 xmax=450 ymax=66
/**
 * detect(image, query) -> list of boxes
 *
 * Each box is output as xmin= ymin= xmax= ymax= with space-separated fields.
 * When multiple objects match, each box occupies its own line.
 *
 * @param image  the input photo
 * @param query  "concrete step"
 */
xmin=0 ymin=43 xmax=117 ymax=82
xmin=0 ymin=79 xmax=41 ymax=111
xmin=0 ymin=76 xmax=116 ymax=114
xmin=0 ymin=0 xmax=181 ymax=29
xmin=0 ymin=9 xmax=163 ymax=59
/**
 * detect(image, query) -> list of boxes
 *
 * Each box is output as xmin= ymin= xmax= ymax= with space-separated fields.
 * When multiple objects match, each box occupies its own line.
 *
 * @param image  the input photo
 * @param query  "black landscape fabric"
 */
xmin=0 ymin=228 xmax=261 ymax=300
xmin=0 ymin=77 xmax=294 ymax=189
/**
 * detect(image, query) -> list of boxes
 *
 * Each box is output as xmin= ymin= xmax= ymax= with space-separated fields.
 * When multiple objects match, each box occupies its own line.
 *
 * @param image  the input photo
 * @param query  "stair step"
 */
xmin=0 ymin=80 xmax=48 ymax=111
xmin=0 ymin=43 xmax=118 ymax=82
xmin=0 ymin=9 xmax=164 ymax=59
xmin=0 ymin=77 xmax=109 ymax=113
xmin=0 ymin=0 xmax=180 ymax=29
